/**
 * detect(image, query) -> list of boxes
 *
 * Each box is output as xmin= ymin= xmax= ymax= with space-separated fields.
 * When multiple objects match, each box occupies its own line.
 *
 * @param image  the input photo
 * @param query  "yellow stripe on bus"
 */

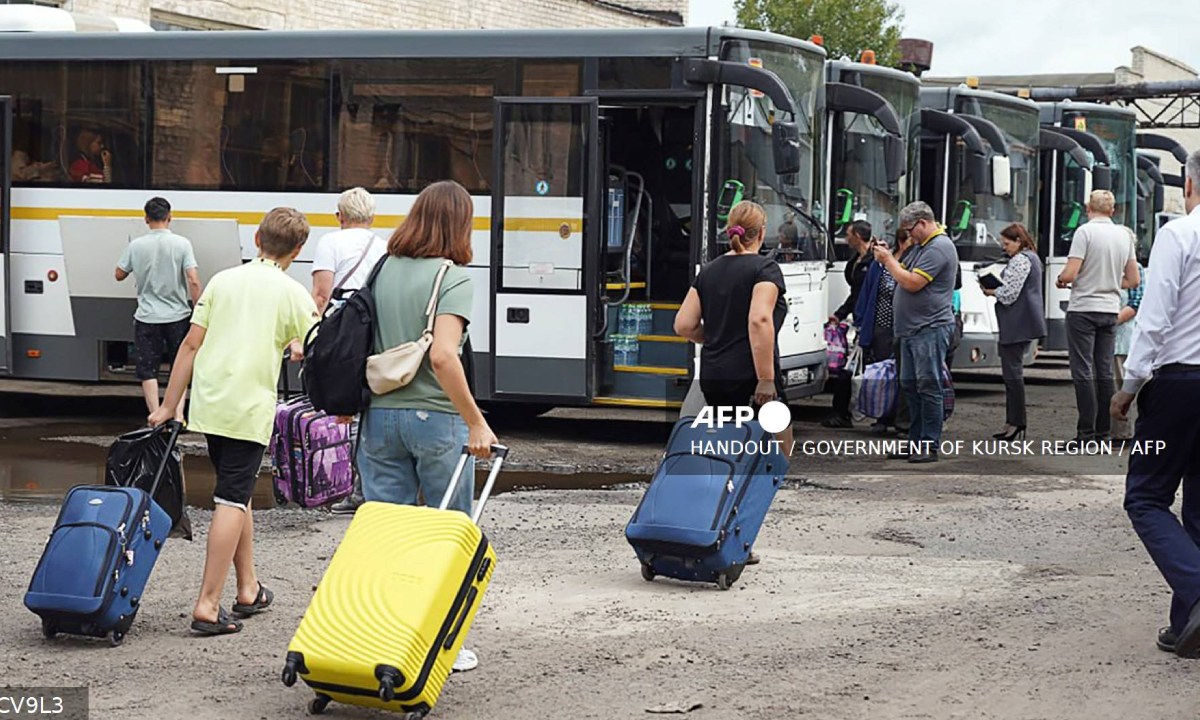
xmin=592 ymin=396 xmax=683 ymax=409
xmin=10 ymin=207 xmax=581 ymax=233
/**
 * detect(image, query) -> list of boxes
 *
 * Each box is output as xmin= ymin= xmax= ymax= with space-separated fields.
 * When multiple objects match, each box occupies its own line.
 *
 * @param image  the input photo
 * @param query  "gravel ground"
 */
xmin=0 ymin=358 xmax=1191 ymax=719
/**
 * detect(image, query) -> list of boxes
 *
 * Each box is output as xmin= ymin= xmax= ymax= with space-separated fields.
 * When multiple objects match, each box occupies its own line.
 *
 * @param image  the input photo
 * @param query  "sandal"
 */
xmin=190 ymin=607 xmax=243 ymax=636
xmin=232 ymin=582 xmax=274 ymax=617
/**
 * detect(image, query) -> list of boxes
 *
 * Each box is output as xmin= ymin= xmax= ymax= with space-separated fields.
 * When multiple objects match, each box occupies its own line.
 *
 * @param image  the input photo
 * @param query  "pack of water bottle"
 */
xmin=617 ymin=303 xmax=654 ymax=336
xmin=612 ymin=335 xmax=639 ymax=367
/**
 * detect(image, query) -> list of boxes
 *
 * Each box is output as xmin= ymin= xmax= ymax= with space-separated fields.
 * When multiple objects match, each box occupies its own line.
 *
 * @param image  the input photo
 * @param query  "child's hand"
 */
xmin=147 ymin=407 xmax=172 ymax=428
xmin=287 ymin=339 xmax=304 ymax=362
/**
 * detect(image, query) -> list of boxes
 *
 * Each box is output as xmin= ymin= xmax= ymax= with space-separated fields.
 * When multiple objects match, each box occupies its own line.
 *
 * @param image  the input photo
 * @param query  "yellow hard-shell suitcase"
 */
xmin=282 ymin=445 xmax=506 ymax=717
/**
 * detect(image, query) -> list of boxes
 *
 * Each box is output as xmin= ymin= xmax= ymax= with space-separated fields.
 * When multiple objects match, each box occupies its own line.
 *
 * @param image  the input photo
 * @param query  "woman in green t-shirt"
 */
xmin=358 ymin=180 xmax=499 ymax=672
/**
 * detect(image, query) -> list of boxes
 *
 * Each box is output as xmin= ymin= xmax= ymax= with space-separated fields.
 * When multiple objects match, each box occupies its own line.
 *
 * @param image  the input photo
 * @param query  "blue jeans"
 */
xmin=898 ymin=323 xmax=954 ymax=447
xmin=358 ymin=408 xmax=473 ymax=515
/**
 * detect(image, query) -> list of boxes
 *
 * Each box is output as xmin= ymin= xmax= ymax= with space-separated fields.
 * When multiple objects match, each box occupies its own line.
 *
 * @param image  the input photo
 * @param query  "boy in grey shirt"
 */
xmin=116 ymin=197 xmax=202 ymax=421
xmin=1056 ymin=190 xmax=1140 ymax=442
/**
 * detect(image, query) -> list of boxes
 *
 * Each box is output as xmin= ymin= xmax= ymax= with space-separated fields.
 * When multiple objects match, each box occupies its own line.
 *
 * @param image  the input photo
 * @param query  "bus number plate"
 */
xmin=786 ymin=369 xmax=809 ymax=386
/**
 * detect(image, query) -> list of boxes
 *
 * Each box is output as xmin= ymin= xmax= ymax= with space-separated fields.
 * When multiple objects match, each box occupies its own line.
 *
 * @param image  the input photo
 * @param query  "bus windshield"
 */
xmin=1066 ymin=112 xmax=1137 ymax=229
xmin=720 ymin=39 xmax=825 ymax=261
xmin=830 ymin=73 xmax=918 ymax=259
xmin=950 ymin=97 xmax=1040 ymax=262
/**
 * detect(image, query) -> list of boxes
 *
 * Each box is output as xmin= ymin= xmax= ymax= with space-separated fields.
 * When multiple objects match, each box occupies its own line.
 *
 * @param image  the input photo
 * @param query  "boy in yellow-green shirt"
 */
xmin=149 ymin=207 xmax=319 ymax=635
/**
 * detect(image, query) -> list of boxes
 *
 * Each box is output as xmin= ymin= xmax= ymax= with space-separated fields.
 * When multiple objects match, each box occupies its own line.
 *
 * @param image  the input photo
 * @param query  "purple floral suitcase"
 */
xmin=270 ymin=396 xmax=353 ymax=508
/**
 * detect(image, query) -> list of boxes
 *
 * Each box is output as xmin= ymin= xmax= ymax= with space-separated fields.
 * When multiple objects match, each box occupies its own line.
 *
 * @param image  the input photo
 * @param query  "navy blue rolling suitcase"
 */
xmin=625 ymin=417 xmax=787 ymax=590
xmin=25 ymin=421 xmax=181 ymax=646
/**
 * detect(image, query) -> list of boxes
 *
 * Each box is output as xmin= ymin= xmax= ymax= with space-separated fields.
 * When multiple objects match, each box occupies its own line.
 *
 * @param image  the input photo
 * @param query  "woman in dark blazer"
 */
xmin=984 ymin=223 xmax=1046 ymax=440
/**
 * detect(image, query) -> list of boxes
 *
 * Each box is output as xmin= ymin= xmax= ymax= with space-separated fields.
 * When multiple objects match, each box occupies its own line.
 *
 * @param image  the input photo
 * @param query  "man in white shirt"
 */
xmin=311 ymin=187 xmax=388 ymax=314
xmin=311 ymin=187 xmax=387 ymax=514
xmin=1113 ymin=150 xmax=1200 ymax=659
xmin=1056 ymin=190 xmax=1140 ymax=442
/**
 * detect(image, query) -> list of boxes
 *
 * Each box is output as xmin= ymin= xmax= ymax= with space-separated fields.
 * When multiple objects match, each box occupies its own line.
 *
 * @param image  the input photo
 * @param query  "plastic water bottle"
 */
xmin=626 ymin=334 xmax=640 ymax=366
xmin=618 ymin=305 xmax=633 ymax=335
xmin=613 ymin=335 xmax=627 ymax=366
xmin=638 ymin=304 xmax=653 ymax=335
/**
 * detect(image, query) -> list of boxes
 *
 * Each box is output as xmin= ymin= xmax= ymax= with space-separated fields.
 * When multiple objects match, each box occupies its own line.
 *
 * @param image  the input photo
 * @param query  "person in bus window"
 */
xmin=11 ymin=149 xmax=57 ymax=182
xmin=69 ymin=129 xmax=112 ymax=184
xmin=357 ymin=180 xmax=499 ymax=673
xmin=770 ymin=220 xmax=800 ymax=262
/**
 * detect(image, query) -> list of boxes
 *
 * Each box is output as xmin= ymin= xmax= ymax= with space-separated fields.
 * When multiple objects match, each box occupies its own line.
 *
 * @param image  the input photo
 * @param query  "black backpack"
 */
xmin=302 ymin=254 xmax=389 ymax=416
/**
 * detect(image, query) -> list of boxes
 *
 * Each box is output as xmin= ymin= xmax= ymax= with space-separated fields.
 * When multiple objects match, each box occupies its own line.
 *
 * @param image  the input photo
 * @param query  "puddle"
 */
xmin=0 ymin=422 xmax=644 ymax=508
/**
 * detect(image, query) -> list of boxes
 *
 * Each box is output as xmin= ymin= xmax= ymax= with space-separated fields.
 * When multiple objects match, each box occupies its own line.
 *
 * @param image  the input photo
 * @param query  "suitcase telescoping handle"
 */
xmin=439 ymin=444 xmax=509 ymax=525
xmin=147 ymin=419 xmax=185 ymax=500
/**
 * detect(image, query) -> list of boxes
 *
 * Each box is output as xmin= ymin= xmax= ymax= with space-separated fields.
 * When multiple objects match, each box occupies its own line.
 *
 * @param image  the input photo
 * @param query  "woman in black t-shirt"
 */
xmin=674 ymin=200 xmax=791 ymax=446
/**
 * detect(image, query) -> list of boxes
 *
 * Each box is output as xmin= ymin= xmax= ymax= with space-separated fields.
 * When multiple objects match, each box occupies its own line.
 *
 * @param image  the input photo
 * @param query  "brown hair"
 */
xmin=999 ymin=223 xmax=1036 ymax=253
xmin=258 ymin=207 xmax=311 ymax=258
xmin=726 ymin=200 xmax=766 ymax=253
xmin=388 ymin=180 xmax=474 ymax=265
xmin=76 ymin=129 xmax=100 ymax=156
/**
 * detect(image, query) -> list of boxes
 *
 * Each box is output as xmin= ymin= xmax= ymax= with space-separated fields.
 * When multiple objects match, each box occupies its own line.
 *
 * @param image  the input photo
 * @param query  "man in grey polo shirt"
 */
xmin=1056 ymin=190 xmax=1140 ymax=443
xmin=873 ymin=201 xmax=957 ymax=463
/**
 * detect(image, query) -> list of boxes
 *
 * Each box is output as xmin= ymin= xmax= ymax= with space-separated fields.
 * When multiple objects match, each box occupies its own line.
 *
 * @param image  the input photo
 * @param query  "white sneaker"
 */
xmin=452 ymin=648 xmax=478 ymax=672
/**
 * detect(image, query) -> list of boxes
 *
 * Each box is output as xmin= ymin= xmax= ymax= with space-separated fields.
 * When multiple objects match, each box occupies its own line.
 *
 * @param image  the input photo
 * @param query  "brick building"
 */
xmin=7 ymin=0 xmax=687 ymax=30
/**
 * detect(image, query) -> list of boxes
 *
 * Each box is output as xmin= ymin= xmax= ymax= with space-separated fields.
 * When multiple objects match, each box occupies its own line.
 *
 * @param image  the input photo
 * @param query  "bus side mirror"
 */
xmin=991 ymin=155 xmax=1012 ymax=197
xmin=772 ymin=121 xmax=801 ymax=176
xmin=884 ymin=135 xmax=905 ymax=185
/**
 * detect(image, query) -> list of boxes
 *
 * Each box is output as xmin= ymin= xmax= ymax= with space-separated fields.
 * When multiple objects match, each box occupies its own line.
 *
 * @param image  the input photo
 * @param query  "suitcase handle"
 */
xmin=439 ymin=444 xmax=508 ymax=525
xmin=147 ymin=420 xmax=184 ymax=500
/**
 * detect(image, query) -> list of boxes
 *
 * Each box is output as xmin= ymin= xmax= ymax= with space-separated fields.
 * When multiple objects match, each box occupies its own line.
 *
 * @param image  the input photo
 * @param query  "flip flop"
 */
xmin=232 ymin=582 xmax=274 ymax=617
xmin=190 ymin=607 xmax=243 ymax=636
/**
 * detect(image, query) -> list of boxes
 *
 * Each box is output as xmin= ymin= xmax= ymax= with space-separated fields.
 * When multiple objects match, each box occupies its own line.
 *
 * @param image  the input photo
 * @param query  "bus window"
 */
xmin=63 ymin=62 xmax=145 ymax=187
xmin=598 ymin=57 xmax=673 ymax=90
xmin=152 ymin=61 xmax=329 ymax=191
xmin=336 ymin=59 xmax=513 ymax=193
xmin=521 ymin=61 xmax=581 ymax=97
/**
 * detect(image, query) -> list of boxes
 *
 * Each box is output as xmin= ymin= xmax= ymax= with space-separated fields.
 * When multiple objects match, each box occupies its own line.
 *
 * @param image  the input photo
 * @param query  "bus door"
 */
xmin=490 ymin=98 xmax=599 ymax=402
xmin=0 ymin=96 xmax=11 ymax=374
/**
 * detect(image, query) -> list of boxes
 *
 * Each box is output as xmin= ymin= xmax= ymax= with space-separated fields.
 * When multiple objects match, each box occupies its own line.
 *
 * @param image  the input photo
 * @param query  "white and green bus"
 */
xmin=0 ymin=25 xmax=833 ymax=415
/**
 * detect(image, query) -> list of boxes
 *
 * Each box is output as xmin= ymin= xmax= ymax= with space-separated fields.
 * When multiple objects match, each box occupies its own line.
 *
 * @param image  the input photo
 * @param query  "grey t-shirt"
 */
xmin=1066 ymin=217 xmax=1137 ymax=315
xmin=892 ymin=231 xmax=958 ymax=338
xmin=117 ymin=229 xmax=198 ymax=324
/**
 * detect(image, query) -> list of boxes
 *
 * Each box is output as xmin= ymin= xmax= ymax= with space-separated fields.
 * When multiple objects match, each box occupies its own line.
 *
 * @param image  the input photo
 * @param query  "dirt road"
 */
xmin=0 ymin=467 xmax=1187 ymax=720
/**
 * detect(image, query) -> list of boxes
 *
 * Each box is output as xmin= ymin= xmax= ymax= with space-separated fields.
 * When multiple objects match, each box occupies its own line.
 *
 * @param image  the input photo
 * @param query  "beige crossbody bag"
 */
xmin=365 ymin=259 xmax=454 ymax=395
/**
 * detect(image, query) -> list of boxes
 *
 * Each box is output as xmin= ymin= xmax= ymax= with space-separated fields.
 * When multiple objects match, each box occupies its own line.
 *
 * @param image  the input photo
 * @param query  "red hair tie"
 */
xmin=728 ymin=225 xmax=746 ymax=239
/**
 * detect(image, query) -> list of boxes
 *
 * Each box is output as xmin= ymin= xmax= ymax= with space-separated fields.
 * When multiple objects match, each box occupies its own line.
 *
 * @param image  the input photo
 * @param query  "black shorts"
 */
xmin=134 ymin=318 xmax=191 ymax=381
xmin=699 ymin=376 xmax=787 ymax=409
xmin=205 ymin=434 xmax=266 ymax=510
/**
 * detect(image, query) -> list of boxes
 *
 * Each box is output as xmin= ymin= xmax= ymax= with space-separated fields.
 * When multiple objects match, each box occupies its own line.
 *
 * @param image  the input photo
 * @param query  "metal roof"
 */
xmin=0 ymin=26 xmax=825 ymax=61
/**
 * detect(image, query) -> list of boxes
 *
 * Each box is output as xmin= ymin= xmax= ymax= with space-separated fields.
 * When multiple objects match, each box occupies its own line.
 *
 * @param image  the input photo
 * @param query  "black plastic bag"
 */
xmin=105 ymin=425 xmax=193 ymax=541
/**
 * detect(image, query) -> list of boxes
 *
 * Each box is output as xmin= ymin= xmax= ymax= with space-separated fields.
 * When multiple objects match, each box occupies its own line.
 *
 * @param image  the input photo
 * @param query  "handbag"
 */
xmin=825 ymin=322 xmax=849 ymax=372
xmin=365 ymin=259 xmax=453 ymax=395
xmin=847 ymin=345 xmax=867 ymax=422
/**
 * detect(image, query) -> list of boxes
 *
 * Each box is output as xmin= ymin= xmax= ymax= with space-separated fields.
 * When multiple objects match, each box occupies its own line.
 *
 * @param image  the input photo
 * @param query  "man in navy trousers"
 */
xmin=1113 ymin=149 xmax=1200 ymax=657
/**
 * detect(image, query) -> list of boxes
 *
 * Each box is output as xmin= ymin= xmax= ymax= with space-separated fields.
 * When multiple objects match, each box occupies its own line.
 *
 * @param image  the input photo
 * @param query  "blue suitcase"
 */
xmin=25 ymin=421 xmax=180 ymax=646
xmin=625 ymin=417 xmax=787 ymax=590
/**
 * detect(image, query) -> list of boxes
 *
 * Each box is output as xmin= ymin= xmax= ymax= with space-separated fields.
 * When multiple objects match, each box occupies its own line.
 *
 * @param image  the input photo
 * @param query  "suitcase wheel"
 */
xmin=281 ymin=666 xmax=298 ymax=687
xmin=640 ymin=563 xmax=656 ymax=582
xmin=110 ymin=631 xmax=125 ymax=647
xmin=716 ymin=572 xmax=731 ymax=591
xmin=308 ymin=694 xmax=331 ymax=715
xmin=40 ymin=619 xmax=58 ymax=640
